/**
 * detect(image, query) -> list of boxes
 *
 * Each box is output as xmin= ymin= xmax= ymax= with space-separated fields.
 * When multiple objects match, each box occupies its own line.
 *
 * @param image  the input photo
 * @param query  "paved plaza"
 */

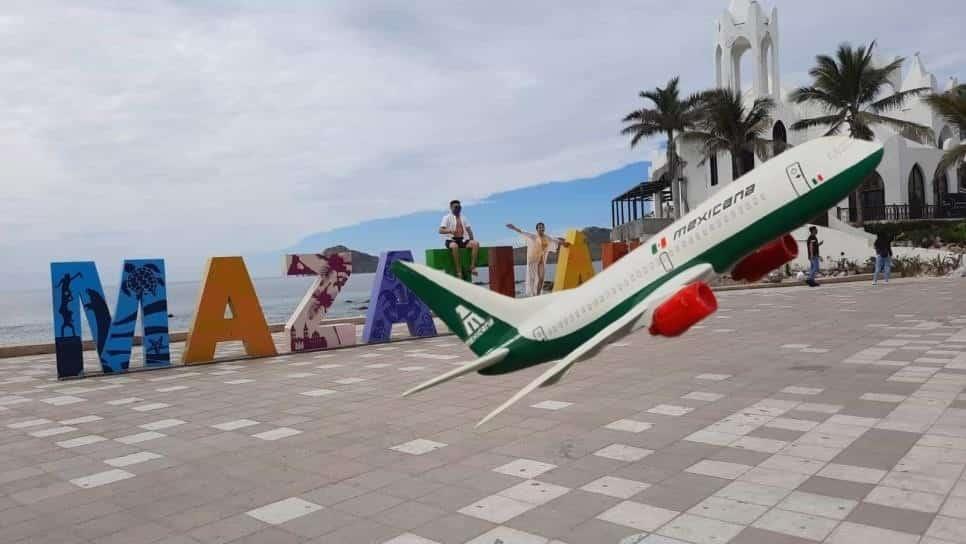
xmin=2 ymin=277 xmax=966 ymax=543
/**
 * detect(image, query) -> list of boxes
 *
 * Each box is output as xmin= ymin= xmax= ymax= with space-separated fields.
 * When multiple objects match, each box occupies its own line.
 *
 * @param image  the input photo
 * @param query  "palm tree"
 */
xmin=788 ymin=41 xmax=933 ymax=225
xmin=622 ymin=77 xmax=702 ymax=219
xmin=682 ymin=88 xmax=776 ymax=179
xmin=924 ymin=84 xmax=966 ymax=180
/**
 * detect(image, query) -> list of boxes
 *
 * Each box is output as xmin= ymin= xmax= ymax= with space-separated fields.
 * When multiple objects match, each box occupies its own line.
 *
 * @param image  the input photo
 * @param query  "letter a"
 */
xmin=553 ymin=229 xmax=595 ymax=291
xmin=182 ymin=257 xmax=276 ymax=364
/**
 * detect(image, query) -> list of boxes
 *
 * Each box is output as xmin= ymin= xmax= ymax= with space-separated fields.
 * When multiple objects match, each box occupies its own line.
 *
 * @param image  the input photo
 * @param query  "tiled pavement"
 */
xmin=2 ymin=277 xmax=966 ymax=543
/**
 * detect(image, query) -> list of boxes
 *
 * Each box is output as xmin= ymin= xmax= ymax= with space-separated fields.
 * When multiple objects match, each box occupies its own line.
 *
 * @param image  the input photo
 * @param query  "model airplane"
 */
xmin=392 ymin=136 xmax=884 ymax=426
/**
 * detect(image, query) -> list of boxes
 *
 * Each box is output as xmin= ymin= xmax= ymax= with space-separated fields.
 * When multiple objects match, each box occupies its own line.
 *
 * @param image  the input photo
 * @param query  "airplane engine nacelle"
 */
xmin=649 ymin=282 xmax=717 ymax=338
xmin=730 ymin=233 xmax=799 ymax=282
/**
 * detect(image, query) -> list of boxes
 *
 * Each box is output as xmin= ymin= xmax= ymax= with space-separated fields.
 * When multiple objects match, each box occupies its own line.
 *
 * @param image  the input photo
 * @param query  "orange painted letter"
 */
xmin=182 ymin=257 xmax=277 ymax=364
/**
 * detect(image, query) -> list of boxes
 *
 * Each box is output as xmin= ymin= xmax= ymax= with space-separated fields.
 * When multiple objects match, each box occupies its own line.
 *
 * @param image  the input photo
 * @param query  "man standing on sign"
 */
xmin=439 ymin=200 xmax=480 ymax=279
xmin=506 ymin=222 xmax=570 ymax=296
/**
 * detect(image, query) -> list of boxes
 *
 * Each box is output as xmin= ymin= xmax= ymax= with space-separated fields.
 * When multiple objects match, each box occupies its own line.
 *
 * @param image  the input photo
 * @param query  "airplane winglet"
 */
xmin=402 ymin=348 xmax=509 ymax=398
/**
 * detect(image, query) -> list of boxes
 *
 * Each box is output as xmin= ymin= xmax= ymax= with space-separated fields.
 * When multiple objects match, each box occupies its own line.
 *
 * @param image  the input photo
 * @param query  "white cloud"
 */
xmin=0 ymin=0 xmax=963 ymax=288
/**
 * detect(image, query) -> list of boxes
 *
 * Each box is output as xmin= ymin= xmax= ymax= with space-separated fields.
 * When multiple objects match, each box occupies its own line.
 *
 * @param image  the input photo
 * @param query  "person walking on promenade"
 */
xmin=439 ymin=200 xmax=480 ymax=279
xmin=873 ymin=232 xmax=893 ymax=286
xmin=806 ymin=226 xmax=823 ymax=287
xmin=506 ymin=222 xmax=570 ymax=296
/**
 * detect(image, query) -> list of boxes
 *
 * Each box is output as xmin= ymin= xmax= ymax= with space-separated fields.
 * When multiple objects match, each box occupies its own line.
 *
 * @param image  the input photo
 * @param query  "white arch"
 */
xmin=760 ymin=34 xmax=774 ymax=96
xmin=715 ymin=45 xmax=723 ymax=88
xmin=731 ymin=36 xmax=752 ymax=94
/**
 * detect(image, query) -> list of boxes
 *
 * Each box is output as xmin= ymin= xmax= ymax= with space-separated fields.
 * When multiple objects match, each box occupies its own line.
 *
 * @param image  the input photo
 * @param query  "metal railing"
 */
xmin=835 ymin=204 xmax=966 ymax=222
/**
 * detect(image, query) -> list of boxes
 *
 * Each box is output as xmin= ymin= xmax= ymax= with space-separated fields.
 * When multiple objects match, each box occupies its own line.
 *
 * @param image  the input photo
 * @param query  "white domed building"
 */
xmin=612 ymin=0 xmax=964 ymax=242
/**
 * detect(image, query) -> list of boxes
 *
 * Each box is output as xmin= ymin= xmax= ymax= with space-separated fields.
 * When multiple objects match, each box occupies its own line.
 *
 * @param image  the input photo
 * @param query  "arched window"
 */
xmin=715 ymin=46 xmax=723 ymax=88
xmin=908 ymin=164 xmax=925 ymax=219
xmin=760 ymin=35 xmax=774 ymax=95
xmin=849 ymin=171 xmax=885 ymax=221
xmin=731 ymin=37 xmax=752 ymax=94
xmin=935 ymin=171 xmax=949 ymax=213
xmin=709 ymin=154 xmax=719 ymax=186
xmin=772 ymin=121 xmax=788 ymax=156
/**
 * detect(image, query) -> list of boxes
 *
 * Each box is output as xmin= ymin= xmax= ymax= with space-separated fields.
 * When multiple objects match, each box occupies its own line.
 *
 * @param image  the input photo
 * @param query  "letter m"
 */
xmin=50 ymin=260 xmax=170 ymax=378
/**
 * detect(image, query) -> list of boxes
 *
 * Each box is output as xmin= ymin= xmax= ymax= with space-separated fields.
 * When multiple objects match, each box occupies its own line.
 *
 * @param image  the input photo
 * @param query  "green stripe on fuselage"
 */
xmin=480 ymin=148 xmax=883 ymax=375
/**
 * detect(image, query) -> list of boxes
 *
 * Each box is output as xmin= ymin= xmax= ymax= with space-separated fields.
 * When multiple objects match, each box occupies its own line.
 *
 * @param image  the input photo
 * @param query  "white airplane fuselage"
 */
xmin=475 ymin=136 xmax=884 ymax=374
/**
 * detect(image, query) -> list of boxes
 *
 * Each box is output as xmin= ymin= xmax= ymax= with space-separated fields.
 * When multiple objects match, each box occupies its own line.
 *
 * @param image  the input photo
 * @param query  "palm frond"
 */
xmin=855 ymin=112 xmax=933 ymax=143
xmin=623 ymin=76 xmax=701 ymax=149
xmin=788 ymin=86 xmax=841 ymax=110
xmin=869 ymin=86 xmax=931 ymax=114
xmin=935 ymin=144 xmax=966 ymax=179
xmin=923 ymin=91 xmax=966 ymax=133
xmin=749 ymin=137 xmax=774 ymax=162
xmin=790 ymin=114 xmax=846 ymax=132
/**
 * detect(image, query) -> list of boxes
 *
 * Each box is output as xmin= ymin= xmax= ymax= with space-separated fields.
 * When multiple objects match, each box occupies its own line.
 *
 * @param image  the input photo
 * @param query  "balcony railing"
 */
xmin=835 ymin=203 xmax=966 ymax=222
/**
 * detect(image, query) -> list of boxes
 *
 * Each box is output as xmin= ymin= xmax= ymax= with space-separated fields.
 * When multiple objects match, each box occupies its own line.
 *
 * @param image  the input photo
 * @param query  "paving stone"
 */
xmin=0 ymin=279 xmax=962 ymax=544
xmin=596 ymin=500 xmax=679 ymax=532
xmin=846 ymin=502 xmax=937 ymax=535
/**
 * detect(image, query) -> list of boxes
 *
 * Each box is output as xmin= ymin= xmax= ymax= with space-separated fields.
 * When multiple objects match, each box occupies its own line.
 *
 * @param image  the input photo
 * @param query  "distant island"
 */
xmin=322 ymin=245 xmax=381 ymax=273
xmin=326 ymin=226 xmax=612 ymax=273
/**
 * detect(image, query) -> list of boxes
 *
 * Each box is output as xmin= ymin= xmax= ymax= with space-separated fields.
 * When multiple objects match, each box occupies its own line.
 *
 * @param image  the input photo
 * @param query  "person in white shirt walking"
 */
xmin=506 ymin=222 xmax=570 ymax=296
xmin=439 ymin=200 xmax=480 ymax=279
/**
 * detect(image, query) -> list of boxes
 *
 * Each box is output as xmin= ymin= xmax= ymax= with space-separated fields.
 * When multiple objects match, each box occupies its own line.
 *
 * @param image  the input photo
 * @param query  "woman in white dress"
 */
xmin=506 ymin=223 xmax=570 ymax=296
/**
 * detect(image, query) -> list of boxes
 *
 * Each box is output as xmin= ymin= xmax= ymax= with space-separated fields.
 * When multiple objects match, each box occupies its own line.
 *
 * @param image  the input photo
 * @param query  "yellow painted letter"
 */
xmin=553 ymin=230 xmax=595 ymax=291
xmin=182 ymin=257 xmax=277 ymax=364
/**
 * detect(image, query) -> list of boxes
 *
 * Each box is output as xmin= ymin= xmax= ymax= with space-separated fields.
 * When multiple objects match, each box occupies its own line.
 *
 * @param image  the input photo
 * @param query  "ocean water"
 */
xmin=0 ymin=263 xmax=599 ymax=346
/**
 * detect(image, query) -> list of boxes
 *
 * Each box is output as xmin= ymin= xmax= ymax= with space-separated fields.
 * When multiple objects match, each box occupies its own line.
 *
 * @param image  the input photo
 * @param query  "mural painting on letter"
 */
xmin=362 ymin=251 xmax=437 ymax=343
xmin=284 ymin=252 xmax=356 ymax=352
xmin=50 ymin=259 xmax=170 ymax=378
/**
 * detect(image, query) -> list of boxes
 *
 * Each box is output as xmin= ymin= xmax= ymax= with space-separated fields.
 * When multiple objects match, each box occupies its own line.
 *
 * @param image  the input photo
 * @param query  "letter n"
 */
xmin=284 ymin=252 xmax=356 ymax=352
xmin=50 ymin=260 xmax=170 ymax=378
xmin=362 ymin=251 xmax=437 ymax=343
xmin=182 ymin=257 xmax=276 ymax=364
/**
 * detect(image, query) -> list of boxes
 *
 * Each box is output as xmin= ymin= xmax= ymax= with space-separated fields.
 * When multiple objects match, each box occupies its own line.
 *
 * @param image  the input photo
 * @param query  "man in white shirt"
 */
xmin=438 ymin=200 xmax=480 ymax=279
xmin=506 ymin=222 xmax=570 ymax=296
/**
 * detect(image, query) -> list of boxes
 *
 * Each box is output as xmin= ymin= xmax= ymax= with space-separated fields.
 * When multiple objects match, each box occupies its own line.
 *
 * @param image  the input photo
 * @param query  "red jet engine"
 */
xmin=730 ymin=233 xmax=799 ymax=282
xmin=649 ymin=282 xmax=718 ymax=337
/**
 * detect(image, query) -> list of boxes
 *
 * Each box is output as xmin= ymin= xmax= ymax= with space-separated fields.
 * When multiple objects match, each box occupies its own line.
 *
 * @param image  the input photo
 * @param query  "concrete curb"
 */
xmin=713 ymin=273 xmax=878 ymax=291
xmin=0 ymin=316 xmax=366 ymax=360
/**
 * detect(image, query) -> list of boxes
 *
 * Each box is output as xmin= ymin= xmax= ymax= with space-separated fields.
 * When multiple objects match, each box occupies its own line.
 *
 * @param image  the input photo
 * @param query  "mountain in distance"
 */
xmin=510 ymin=226 xmax=612 ymax=264
xmin=244 ymin=160 xmax=649 ymax=279
xmin=323 ymin=226 xmax=612 ymax=275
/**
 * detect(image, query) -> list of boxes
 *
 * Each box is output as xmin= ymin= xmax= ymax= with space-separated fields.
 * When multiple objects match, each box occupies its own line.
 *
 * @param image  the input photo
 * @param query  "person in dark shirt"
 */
xmin=873 ymin=232 xmax=893 ymax=286
xmin=805 ymin=226 xmax=823 ymax=287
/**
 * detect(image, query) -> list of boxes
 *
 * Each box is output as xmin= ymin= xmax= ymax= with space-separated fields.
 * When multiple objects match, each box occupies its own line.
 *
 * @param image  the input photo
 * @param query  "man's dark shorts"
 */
xmin=445 ymin=238 xmax=468 ymax=249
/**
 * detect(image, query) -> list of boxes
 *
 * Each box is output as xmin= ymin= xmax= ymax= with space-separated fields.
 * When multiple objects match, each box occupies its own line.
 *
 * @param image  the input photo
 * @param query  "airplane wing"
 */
xmin=402 ymin=347 xmax=509 ymax=397
xmin=476 ymin=262 xmax=715 ymax=427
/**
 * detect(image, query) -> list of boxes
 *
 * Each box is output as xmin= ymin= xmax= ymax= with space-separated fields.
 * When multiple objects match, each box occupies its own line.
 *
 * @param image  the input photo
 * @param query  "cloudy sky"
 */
xmin=1 ymin=0 xmax=964 ymax=289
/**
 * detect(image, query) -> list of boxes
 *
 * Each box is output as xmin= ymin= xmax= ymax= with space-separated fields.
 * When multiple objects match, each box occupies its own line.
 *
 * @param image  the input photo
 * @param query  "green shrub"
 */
xmin=865 ymin=220 xmax=966 ymax=246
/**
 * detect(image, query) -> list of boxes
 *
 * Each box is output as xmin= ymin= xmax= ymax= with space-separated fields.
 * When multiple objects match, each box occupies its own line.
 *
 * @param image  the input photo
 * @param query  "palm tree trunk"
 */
xmin=847 ymin=121 xmax=867 ymax=226
xmin=667 ymin=131 xmax=680 ymax=219
xmin=731 ymin=147 xmax=744 ymax=179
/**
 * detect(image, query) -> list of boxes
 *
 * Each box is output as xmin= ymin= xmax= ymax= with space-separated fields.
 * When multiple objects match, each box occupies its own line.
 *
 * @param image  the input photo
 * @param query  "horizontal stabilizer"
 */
xmin=402 ymin=348 xmax=509 ymax=397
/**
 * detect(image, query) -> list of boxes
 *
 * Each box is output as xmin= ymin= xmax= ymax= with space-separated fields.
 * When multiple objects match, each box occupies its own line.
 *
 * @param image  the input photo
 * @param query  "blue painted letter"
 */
xmin=362 ymin=251 xmax=436 ymax=343
xmin=51 ymin=260 xmax=170 ymax=378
